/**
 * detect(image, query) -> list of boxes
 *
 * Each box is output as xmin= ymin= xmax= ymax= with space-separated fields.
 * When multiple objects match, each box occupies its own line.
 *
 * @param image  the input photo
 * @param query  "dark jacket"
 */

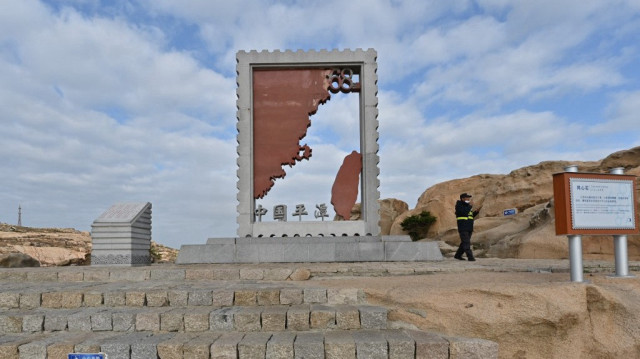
xmin=455 ymin=200 xmax=478 ymax=232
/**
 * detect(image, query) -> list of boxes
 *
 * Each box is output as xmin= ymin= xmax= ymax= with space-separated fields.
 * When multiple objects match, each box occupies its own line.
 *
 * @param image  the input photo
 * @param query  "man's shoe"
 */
xmin=468 ymin=258 xmax=476 ymax=261
xmin=454 ymin=255 xmax=465 ymax=261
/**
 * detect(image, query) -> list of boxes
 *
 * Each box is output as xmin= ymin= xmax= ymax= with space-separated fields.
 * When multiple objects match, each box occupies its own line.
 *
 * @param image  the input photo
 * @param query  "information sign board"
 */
xmin=68 ymin=354 xmax=106 ymax=359
xmin=553 ymin=172 xmax=639 ymax=235
xmin=570 ymin=178 xmax=635 ymax=229
xmin=503 ymin=208 xmax=517 ymax=216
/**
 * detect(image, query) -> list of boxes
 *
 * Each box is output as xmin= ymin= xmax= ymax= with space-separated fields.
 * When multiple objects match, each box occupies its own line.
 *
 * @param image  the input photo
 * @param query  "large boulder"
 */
xmin=391 ymin=147 xmax=640 ymax=259
xmin=338 ymin=198 xmax=410 ymax=236
xmin=378 ymin=198 xmax=409 ymax=235
xmin=0 ymin=252 xmax=40 ymax=268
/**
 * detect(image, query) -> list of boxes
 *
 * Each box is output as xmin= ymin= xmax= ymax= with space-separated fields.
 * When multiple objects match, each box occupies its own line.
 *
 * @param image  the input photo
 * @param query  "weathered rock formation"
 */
xmin=0 ymin=252 xmax=40 ymax=268
xmin=378 ymin=198 xmax=410 ymax=236
xmin=340 ymin=271 xmax=640 ymax=359
xmin=0 ymin=224 xmax=91 ymax=266
xmin=340 ymin=198 xmax=409 ymax=235
xmin=390 ymin=147 xmax=640 ymax=259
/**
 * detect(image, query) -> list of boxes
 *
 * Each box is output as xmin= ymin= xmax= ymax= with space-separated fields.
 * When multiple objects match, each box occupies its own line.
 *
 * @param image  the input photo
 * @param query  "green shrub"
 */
xmin=400 ymin=211 xmax=437 ymax=241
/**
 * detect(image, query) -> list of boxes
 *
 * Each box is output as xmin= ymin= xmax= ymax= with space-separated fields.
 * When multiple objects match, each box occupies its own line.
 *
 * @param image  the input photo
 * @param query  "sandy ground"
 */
xmin=304 ymin=259 xmax=640 ymax=359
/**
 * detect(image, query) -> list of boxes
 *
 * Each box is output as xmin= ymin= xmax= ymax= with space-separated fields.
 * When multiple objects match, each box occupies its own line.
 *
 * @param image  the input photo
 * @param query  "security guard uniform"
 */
xmin=454 ymin=194 xmax=479 ymax=261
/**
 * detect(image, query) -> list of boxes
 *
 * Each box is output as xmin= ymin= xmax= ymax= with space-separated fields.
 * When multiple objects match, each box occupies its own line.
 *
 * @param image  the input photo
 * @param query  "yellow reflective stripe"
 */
xmin=458 ymin=211 xmax=475 ymax=220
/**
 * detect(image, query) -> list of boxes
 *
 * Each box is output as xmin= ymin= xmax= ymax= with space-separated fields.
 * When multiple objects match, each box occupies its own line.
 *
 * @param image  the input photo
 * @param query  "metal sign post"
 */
xmin=609 ymin=167 xmax=636 ymax=278
xmin=564 ymin=165 xmax=584 ymax=282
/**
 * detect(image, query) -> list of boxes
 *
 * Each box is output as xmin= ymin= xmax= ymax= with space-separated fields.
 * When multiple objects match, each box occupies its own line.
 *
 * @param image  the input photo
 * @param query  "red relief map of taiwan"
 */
xmin=252 ymin=68 xmax=332 ymax=199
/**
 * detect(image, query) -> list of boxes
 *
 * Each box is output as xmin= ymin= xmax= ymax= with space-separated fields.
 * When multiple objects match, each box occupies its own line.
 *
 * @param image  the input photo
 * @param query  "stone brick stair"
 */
xmin=0 ymin=265 xmax=498 ymax=358
xmin=1 ymin=304 xmax=391 ymax=334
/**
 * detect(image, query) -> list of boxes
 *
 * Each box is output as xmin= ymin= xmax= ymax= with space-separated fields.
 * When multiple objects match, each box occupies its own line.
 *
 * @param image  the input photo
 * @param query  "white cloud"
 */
xmin=591 ymin=90 xmax=640 ymax=134
xmin=0 ymin=1 xmax=239 ymax=248
xmin=377 ymin=109 xmax=590 ymax=204
xmin=1 ymin=0 xmax=640 ymax=249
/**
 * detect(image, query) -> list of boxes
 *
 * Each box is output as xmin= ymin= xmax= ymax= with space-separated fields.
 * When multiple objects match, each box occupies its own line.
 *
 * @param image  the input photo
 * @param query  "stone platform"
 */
xmin=176 ymin=236 xmax=443 ymax=264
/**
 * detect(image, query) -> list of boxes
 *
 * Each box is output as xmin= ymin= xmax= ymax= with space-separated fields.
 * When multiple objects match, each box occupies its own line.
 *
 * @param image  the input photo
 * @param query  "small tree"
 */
xmin=400 ymin=211 xmax=437 ymax=241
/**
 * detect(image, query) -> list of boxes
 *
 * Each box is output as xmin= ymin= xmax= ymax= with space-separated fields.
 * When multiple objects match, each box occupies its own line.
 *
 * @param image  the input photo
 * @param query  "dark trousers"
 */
xmin=455 ymin=231 xmax=474 ymax=259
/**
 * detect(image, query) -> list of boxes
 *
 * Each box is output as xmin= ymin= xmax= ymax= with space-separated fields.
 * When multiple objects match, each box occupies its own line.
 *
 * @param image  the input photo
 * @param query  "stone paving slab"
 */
xmin=406 ymin=329 xmax=449 ymax=359
xmin=353 ymin=330 xmax=388 ymax=359
xmin=447 ymin=336 xmax=499 ymax=359
xmin=266 ymin=332 xmax=295 ymax=359
xmin=294 ymin=332 xmax=324 ymax=359
xmin=324 ymin=330 xmax=355 ymax=359
xmin=386 ymin=329 xmax=416 ymax=359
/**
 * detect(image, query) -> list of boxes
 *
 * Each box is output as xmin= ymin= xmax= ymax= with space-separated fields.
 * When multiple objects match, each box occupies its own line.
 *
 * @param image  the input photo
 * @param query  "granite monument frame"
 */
xmin=236 ymin=49 xmax=380 ymax=237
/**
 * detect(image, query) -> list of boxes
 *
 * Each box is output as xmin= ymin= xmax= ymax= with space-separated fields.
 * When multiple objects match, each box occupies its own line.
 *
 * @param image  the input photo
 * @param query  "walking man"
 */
xmin=454 ymin=193 xmax=480 ymax=261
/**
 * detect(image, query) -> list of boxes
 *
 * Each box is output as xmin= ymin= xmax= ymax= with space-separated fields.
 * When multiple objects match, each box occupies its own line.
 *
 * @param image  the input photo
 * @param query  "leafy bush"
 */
xmin=400 ymin=211 xmax=437 ymax=241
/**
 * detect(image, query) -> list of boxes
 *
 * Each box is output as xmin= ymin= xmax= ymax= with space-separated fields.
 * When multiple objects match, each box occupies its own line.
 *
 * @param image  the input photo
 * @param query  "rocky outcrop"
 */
xmin=341 ymin=198 xmax=409 ymax=235
xmin=390 ymin=147 xmax=640 ymax=259
xmin=0 ymin=252 xmax=40 ymax=267
xmin=379 ymin=198 xmax=410 ymax=235
xmin=150 ymin=241 xmax=178 ymax=263
xmin=0 ymin=223 xmax=178 ymax=266
xmin=349 ymin=271 xmax=640 ymax=359
xmin=0 ymin=224 xmax=91 ymax=266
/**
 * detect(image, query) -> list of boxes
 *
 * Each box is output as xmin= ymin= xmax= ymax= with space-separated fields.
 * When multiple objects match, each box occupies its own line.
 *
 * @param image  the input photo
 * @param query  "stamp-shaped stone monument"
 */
xmin=236 ymin=49 xmax=380 ymax=237
xmin=91 ymin=202 xmax=152 ymax=266
xmin=176 ymin=49 xmax=442 ymax=263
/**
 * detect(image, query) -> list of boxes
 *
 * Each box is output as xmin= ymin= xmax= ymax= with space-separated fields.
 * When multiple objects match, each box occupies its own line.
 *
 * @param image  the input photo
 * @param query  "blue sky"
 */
xmin=1 ymin=0 xmax=639 ymax=249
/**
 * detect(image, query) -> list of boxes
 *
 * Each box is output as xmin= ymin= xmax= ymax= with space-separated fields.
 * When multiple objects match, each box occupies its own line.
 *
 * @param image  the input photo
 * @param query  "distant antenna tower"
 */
xmin=17 ymin=205 xmax=22 ymax=227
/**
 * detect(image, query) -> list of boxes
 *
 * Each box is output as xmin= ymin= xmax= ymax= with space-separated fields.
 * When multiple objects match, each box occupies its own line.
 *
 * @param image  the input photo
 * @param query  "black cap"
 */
xmin=460 ymin=193 xmax=472 ymax=199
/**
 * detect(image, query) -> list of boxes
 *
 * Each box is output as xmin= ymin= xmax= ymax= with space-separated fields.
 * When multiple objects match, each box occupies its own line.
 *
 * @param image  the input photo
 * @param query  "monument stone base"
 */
xmin=176 ymin=235 xmax=443 ymax=264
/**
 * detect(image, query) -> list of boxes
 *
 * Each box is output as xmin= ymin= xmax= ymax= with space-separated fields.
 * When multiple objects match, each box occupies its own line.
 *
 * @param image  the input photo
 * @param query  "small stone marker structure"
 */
xmin=91 ymin=202 xmax=152 ymax=266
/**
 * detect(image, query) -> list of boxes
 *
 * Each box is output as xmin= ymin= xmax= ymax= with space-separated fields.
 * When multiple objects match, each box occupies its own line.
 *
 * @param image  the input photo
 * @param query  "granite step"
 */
xmin=0 ymin=262 xmax=454 ymax=284
xmin=0 ymin=267 xmax=296 ymax=283
xmin=0 ymin=285 xmax=365 ymax=310
xmin=0 ymin=304 xmax=388 ymax=335
xmin=2 ymin=260 xmax=630 ymax=285
xmin=0 ymin=329 xmax=498 ymax=359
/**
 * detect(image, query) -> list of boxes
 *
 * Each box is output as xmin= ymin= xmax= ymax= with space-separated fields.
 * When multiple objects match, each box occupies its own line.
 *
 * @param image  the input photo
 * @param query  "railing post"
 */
xmin=564 ymin=165 xmax=585 ymax=282
xmin=609 ymin=167 xmax=635 ymax=278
